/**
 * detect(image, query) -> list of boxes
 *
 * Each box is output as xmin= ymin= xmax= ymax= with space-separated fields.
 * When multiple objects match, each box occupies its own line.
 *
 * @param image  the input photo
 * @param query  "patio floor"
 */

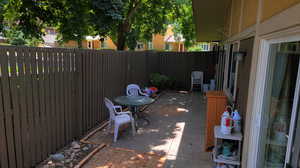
xmin=84 ymin=91 xmax=214 ymax=168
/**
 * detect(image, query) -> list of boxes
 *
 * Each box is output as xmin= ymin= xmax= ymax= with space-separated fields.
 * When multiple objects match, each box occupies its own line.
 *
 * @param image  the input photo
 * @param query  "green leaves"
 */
xmin=91 ymin=0 xmax=123 ymax=36
xmin=0 ymin=0 xmax=196 ymax=49
xmin=56 ymin=0 xmax=91 ymax=47
xmin=172 ymin=0 xmax=196 ymax=48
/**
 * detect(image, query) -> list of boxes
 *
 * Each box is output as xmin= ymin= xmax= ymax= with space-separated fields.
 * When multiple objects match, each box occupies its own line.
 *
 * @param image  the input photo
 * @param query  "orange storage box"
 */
xmin=205 ymin=91 xmax=227 ymax=151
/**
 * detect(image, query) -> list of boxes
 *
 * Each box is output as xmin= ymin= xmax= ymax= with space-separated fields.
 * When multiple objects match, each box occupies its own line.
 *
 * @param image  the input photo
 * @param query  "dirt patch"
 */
xmin=82 ymin=147 xmax=166 ymax=168
xmin=36 ymin=141 xmax=98 ymax=168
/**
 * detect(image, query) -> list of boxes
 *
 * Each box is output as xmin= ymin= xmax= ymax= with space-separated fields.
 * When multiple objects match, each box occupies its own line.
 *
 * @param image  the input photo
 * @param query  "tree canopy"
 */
xmin=0 ymin=0 xmax=196 ymax=49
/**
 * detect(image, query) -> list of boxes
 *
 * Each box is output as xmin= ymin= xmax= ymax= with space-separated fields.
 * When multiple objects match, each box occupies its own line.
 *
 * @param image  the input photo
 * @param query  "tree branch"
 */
xmin=126 ymin=0 xmax=142 ymax=23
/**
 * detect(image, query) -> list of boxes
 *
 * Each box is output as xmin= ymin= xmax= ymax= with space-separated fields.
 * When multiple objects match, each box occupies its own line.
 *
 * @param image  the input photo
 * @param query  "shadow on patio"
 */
xmin=84 ymin=91 xmax=213 ymax=168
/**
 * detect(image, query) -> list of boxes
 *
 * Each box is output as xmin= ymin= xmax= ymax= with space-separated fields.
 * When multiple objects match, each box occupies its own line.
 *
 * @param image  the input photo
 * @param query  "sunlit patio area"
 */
xmin=83 ymin=91 xmax=213 ymax=168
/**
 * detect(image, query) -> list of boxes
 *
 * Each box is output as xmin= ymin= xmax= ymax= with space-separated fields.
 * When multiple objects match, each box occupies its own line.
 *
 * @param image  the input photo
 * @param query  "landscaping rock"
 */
xmin=50 ymin=153 xmax=65 ymax=162
xmin=82 ymin=147 xmax=89 ymax=151
xmin=71 ymin=141 xmax=81 ymax=149
xmin=37 ymin=141 xmax=97 ymax=168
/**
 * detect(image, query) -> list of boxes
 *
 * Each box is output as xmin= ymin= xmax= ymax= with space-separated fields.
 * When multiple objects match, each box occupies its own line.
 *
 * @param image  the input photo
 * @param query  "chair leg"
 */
xmin=131 ymin=119 xmax=136 ymax=135
xmin=108 ymin=119 xmax=112 ymax=130
xmin=114 ymin=123 xmax=119 ymax=142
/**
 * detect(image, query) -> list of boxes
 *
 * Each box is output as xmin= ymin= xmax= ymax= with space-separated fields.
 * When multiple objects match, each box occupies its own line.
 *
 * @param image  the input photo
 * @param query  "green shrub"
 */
xmin=150 ymin=73 xmax=176 ymax=90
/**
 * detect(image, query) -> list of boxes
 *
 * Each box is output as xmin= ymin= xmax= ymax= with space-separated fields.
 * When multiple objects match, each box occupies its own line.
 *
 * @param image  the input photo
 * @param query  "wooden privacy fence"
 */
xmin=0 ymin=46 xmax=220 ymax=168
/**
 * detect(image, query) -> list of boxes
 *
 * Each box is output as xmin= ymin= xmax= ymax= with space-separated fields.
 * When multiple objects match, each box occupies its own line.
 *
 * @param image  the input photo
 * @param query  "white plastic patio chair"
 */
xmin=191 ymin=71 xmax=204 ymax=92
xmin=126 ymin=84 xmax=148 ymax=96
xmin=104 ymin=98 xmax=136 ymax=142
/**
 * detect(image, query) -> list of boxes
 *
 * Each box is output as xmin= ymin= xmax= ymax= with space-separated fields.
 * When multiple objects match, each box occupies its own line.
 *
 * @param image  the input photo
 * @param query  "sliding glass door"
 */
xmin=258 ymin=41 xmax=300 ymax=168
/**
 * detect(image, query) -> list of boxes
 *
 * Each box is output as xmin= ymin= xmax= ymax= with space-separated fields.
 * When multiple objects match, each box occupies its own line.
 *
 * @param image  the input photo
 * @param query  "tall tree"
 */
xmin=1 ymin=0 xmax=196 ymax=49
xmin=56 ymin=0 xmax=91 ymax=48
xmin=0 ymin=0 xmax=7 ymax=34
xmin=3 ymin=0 xmax=63 ymax=40
xmin=172 ymin=0 xmax=196 ymax=48
xmin=103 ymin=0 xmax=177 ymax=50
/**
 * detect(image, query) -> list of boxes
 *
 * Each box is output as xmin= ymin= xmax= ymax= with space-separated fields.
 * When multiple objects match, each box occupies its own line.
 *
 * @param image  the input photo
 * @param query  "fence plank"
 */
xmin=66 ymin=51 xmax=72 ymax=142
xmin=8 ymin=48 xmax=24 ymax=168
xmin=0 ymin=48 xmax=9 ymax=168
xmin=76 ymin=50 xmax=83 ymax=136
xmin=59 ymin=51 xmax=66 ymax=146
xmin=0 ymin=47 xmax=17 ymax=168
xmin=44 ymin=49 xmax=54 ymax=153
xmin=53 ymin=51 xmax=62 ymax=148
xmin=30 ymin=48 xmax=42 ymax=163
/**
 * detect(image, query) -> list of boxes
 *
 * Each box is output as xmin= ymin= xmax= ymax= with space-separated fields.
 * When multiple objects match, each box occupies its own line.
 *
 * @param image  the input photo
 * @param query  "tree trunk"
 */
xmin=117 ymin=23 xmax=127 ymax=50
xmin=77 ymin=39 xmax=83 ymax=49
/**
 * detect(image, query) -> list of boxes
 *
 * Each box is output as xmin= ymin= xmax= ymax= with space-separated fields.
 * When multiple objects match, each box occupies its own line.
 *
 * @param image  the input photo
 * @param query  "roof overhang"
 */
xmin=192 ymin=0 xmax=230 ymax=42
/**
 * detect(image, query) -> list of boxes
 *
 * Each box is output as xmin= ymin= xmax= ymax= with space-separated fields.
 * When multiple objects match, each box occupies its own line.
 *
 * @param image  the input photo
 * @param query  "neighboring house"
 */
xmin=41 ymin=26 xmax=186 ymax=51
xmin=42 ymin=28 xmax=57 ymax=47
xmin=0 ymin=36 xmax=6 ymax=44
xmin=193 ymin=0 xmax=300 ymax=167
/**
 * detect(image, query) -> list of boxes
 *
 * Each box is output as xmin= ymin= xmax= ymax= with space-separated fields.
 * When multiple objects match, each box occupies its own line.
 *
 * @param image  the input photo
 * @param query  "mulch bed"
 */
xmin=36 ymin=92 xmax=165 ymax=168
xmin=36 ymin=141 xmax=98 ymax=168
xmin=82 ymin=147 xmax=166 ymax=168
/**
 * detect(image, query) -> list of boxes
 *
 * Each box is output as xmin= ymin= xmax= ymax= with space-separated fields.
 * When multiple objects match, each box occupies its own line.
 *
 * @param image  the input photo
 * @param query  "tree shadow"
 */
xmin=87 ymin=91 xmax=213 ymax=168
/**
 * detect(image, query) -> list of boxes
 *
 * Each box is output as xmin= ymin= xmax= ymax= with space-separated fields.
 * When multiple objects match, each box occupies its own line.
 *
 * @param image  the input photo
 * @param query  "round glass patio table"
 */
xmin=114 ymin=96 xmax=154 ymax=107
xmin=114 ymin=96 xmax=154 ymax=126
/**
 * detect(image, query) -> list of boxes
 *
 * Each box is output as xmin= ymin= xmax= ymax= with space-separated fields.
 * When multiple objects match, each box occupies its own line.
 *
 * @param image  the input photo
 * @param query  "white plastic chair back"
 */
xmin=192 ymin=71 xmax=203 ymax=83
xmin=104 ymin=98 xmax=116 ymax=120
xmin=127 ymin=84 xmax=142 ymax=96
xmin=191 ymin=71 xmax=204 ymax=91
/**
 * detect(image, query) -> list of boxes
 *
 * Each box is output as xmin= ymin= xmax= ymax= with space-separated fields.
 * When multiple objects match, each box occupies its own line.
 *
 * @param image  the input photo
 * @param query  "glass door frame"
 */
xmin=247 ymin=29 xmax=300 ymax=168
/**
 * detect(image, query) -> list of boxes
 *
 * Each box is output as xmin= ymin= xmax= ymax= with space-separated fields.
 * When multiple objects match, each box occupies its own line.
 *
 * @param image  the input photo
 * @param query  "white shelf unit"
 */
xmin=213 ymin=126 xmax=243 ymax=168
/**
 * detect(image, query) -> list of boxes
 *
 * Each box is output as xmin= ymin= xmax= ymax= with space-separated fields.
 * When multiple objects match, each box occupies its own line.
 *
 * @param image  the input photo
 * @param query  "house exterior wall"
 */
xmin=261 ymin=0 xmax=300 ymax=21
xmin=42 ymin=26 xmax=183 ymax=51
xmin=226 ymin=0 xmax=300 ymax=37
xmin=153 ymin=34 xmax=165 ymax=50
xmin=103 ymin=38 xmax=117 ymax=50
xmin=63 ymin=41 xmax=79 ymax=48
xmin=219 ymin=0 xmax=300 ymax=167
xmin=93 ymin=40 xmax=100 ymax=49
xmin=230 ymin=0 xmax=242 ymax=36
xmin=241 ymin=0 xmax=258 ymax=30
xmin=224 ymin=0 xmax=232 ymax=38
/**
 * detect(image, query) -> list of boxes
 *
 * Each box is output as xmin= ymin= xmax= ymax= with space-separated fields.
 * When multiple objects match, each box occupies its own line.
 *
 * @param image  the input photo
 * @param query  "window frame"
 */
xmin=224 ymin=42 xmax=240 ymax=101
xmin=147 ymin=41 xmax=153 ymax=50
xmin=101 ymin=39 xmax=108 ymax=49
xmin=247 ymin=28 xmax=300 ymax=168
xmin=87 ymin=41 xmax=93 ymax=49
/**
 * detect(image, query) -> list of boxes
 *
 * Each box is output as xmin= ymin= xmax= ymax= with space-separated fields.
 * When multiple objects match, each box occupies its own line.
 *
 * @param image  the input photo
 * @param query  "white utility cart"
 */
xmin=213 ymin=126 xmax=243 ymax=168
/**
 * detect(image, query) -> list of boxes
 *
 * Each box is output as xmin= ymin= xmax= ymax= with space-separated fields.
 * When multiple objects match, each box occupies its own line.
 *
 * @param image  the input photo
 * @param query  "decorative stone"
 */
xmin=71 ymin=141 xmax=81 ymax=149
xmin=50 ymin=153 xmax=65 ymax=162
xmin=82 ymin=147 xmax=89 ymax=151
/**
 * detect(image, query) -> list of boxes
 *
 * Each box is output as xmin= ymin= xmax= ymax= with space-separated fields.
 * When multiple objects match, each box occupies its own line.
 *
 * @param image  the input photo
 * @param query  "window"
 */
xmin=136 ymin=42 xmax=144 ymax=50
xmin=179 ymin=44 xmax=184 ymax=52
xmin=225 ymin=43 xmax=238 ymax=99
xmin=165 ymin=43 xmax=172 ymax=51
xmin=257 ymin=41 xmax=300 ymax=168
xmin=200 ymin=43 xmax=210 ymax=51
xmin=101 ymin=40 xmax=108 ymax=49
xmin=87 ymin=41 xmax=93 ymax=49
xmin=147 ymin=41 xmax=153 ymax=50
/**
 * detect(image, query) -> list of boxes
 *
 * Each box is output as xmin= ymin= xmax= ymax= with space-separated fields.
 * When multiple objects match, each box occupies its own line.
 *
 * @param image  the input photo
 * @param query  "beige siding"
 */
xmin=231 ymin=0 xmax=242 ymax=36
xmin=241 ymin=0 xmax=258 ymax=30
xmin=224 ymin=0 xmax=232 ymax=38
xmin=153 ymin=34 xmax=165 ymax=50
xmin=261 ymin=0 xmax=300 ymax=21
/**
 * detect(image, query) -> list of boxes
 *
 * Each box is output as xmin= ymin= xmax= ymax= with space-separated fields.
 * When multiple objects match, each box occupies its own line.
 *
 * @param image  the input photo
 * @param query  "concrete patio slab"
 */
xmin=86 ymin=92 xmax=214 ymax=168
